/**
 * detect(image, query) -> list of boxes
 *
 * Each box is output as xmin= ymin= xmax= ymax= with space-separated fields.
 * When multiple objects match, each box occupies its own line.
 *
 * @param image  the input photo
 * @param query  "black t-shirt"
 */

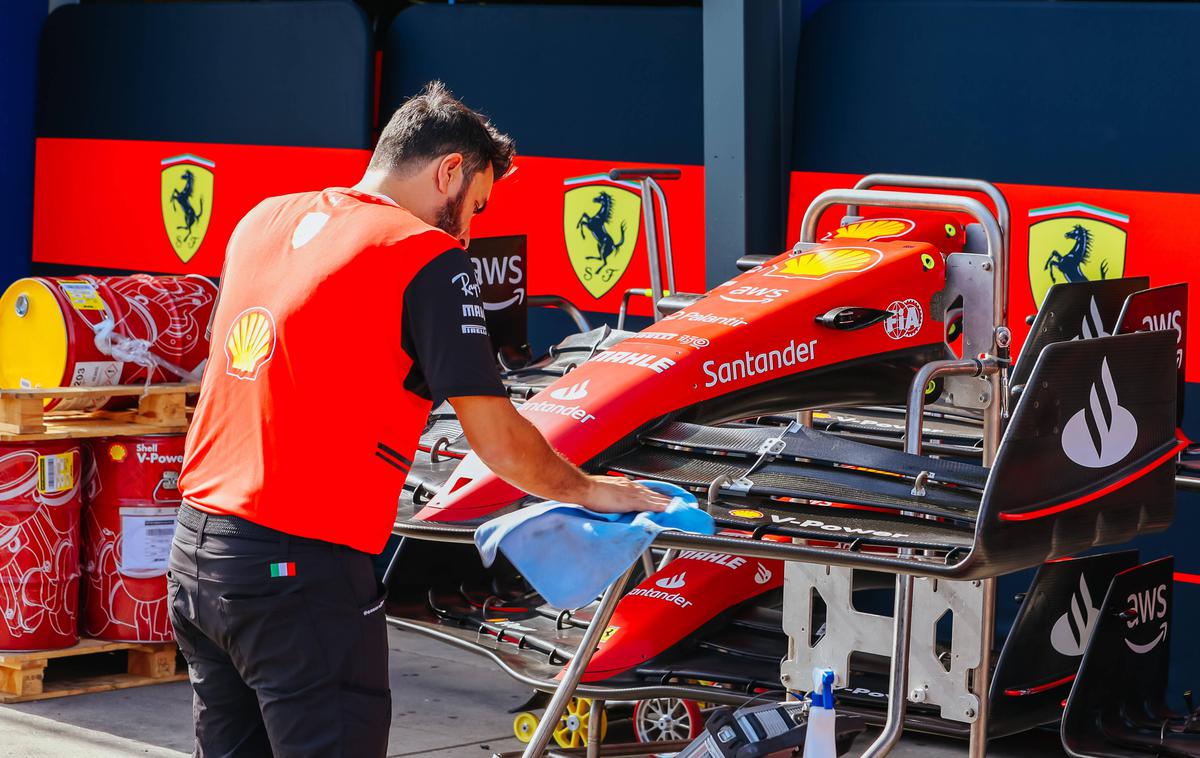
xmin=401 ymin=248 xmax=508 ymax=405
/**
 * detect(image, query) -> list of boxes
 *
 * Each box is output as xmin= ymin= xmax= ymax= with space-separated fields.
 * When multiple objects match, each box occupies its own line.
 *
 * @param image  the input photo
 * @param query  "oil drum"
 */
xmin=0 ymin=440 xmax=83 ymax=650
xmin=0 ymin=274 xmax=217 ymax=410
xmin=82 ymin=435 xmax=183 ymax=642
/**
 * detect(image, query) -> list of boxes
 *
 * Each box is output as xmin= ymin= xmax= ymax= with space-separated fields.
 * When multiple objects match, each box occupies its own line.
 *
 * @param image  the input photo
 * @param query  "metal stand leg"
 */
xmin=859 ymin=574 xmax=914 ymax=758
xmin=586 ymin=699 xmax=605 ymax=758
xmin=967 ymin=577 xmax=996 ymax=758
xmin=522 ymin=565 xmax=636 ymax=758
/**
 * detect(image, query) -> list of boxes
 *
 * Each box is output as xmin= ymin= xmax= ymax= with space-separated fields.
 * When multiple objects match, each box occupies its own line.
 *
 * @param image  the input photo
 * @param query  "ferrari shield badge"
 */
xmin=1028 ymin=202 xmax=1127 ymax=307
xmin=161 ymin=154 xmax=215 ymax=264
xmin=563 ymin=175 xmax=642 ymax=299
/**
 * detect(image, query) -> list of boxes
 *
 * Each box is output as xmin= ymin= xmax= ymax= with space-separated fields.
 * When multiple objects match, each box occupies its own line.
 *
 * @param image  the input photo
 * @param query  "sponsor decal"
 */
xmin=1142 ymin=308 xmax=1184 ymax=368
xmin=702 ymin=339 xmax=818 ymax=388
xmin=108 ymin=443 xmax=128 ymax=463
xmin=461 ymin=324 xmax=489 ymax=336
xmin=1050 ymin=574 xmax=1099 ymax=657
xmin=664 ymin=311 xmax=749 ymax=327
xmin=1061 ymin=357 xmax=1137 ymax=468
xmin=225 ymin=307 xmax=276 ymax=381
xmin=633 ymin=331 xmax=711 ymax=349
xmin=462 ymin=304 xmax=485 ymax=319
xmin=291 ymin=212 xmax=329 ymax=249
xmin=1075 ymin=296 xmax=1110 ymax=340
xmin=590 ymin=350 xmax=676 ymax=373
xmin=470 ymin=248 xmax=526 ymax=311
xmin=836 ymin=686 xmax=887 ymax=700
xmin=1124 ymin=583 xmax=1168 ymax=655
xmin=451 ymin=272 xmax=482 ymax=298
xmin=628 ymin=585 xmax=693 ymax=608
xmin=563 ymin=175 xmax=642 ymax=298
xmin=600 ymin=625 xmax=620 ymax=643
xmin=676 ymin=551 xmax=747 ymax=569
xmin=161 ymin=154 xmax=215 ymax=264
xmin=770 ymin=515 xmax=910 ymax=539
xmin=1028 ymin=203 xmax=1128 ymax=307
xmin=754 ymin=563 xmax=773 ymax=585
xmin=135 ymin=443 xmax=184 ymax=465
xmin=550 ymin=380 xmax=589 ymax=401
xmin=718 ymin=285 xmax=788 ymax=305
xmin=727 ymin=508 xmax=764 ymax=519
xmin=824 ymin=218 xmax=914 ymax=242
xmin=523 ymin=400 xmax=595 ymax=424
xmin=656 ymin=572 xmax=687 ymax=589
xmin=764 ymin=247 xmax=883 ymax=281
xmin=883 ymin=298 xmax=924 ymax=340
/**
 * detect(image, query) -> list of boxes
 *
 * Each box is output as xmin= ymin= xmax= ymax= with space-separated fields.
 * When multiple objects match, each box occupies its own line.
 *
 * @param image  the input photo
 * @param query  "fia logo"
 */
xmin=550 ymin=380 xmax=590 ymax=401
xmin=1050 ymin=574 xmax=1099 ymax=657
xmin=1124 ymin=583 xmax=1168 ymax=655
xmin=656 ymin=572 xmax=687 ymax=590
xmin=883 ymin=299 xmax=923 ymax=340
xmin=1061 ymin=358 xmax=1137 ymax=468
xmin=1073 ymin=297 xmax=1110 ymax=340
xmin=753 ymin=563 xmax=773 ymax=585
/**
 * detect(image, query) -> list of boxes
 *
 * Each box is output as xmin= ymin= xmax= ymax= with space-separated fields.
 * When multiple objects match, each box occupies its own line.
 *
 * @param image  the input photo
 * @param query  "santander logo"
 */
xmin=754 ymin=563 xmax=773 ymax=585
xmin=656 ymin=572 xmax=687 ymax=590
xmin=1050 ymin=574 xmax=1099 ymax=657
xmin=550 ymin=380 xmax=589 ymax=401
xmin=1061 ymin=358 xmax=1137 ymax=468
xmin=1074 ymin=296 xmax=1110 ymax=340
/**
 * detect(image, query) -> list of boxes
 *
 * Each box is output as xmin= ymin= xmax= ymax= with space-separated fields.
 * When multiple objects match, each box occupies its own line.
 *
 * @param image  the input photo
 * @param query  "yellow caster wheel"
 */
xmin=552 ymin=697 xmax=608 ymax=748
xmin=513 ymin=711 xmax=539 ymax=744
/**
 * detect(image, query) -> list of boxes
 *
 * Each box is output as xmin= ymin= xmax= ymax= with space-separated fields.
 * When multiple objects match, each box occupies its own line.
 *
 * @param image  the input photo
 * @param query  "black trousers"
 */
xmin=167 ymin=505 xmax=391 ymax=758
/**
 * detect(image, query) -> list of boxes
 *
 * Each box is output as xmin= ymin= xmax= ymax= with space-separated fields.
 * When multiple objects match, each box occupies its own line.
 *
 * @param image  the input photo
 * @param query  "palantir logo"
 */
xmin=1050 ymin=574 xmax=1099 ymax=657
xmin=550 ymin=380 xmax=589 ymax=401
xmin=656 ymin=572 xmax=686 ymax=590
xmin=1061 ymin=357 xmax=1137 ymax=468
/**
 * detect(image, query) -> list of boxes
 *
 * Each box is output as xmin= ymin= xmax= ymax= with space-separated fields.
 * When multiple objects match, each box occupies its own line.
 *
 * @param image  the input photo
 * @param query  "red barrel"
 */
xmin=0 ymin=274 xmax=217 ymax=410
xmin=82 ymin=435 xmax=183 ymax=642
xmin=0 ymin=440 xmax=83 ymax=650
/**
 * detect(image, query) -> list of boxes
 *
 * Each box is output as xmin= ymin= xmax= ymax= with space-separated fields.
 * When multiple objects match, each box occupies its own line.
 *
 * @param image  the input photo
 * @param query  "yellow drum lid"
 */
xmin=0 ymin=279 xmax=69 ymax=391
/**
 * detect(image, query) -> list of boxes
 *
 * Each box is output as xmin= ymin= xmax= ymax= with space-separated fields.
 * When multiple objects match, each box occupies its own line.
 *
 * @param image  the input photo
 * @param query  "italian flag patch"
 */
xmin=270 ymin=562 xmax=296 ymax=578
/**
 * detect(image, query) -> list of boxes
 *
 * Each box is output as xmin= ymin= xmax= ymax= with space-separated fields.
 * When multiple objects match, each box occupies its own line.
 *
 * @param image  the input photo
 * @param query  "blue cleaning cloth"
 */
xmin=475 ymin=480 xmax=715 ymax=609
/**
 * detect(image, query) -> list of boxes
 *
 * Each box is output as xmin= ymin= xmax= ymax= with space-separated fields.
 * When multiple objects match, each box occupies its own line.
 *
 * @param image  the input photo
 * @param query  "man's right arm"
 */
xmin=450 ymin=395 xmax=671 ymax=514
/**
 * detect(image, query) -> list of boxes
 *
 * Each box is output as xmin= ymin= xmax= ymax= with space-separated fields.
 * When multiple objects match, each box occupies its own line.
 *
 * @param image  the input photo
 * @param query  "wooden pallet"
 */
xmin=0 ymin=637 xmax=186 ymax=703
xmin=0 ymin=383 xmax=198 ymax=441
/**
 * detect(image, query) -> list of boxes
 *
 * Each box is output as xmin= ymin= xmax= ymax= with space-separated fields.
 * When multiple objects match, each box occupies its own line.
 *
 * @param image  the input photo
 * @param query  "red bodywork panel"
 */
xmin=580 ymin=549 xmax=784 ymax=682
xmin=417 ymin=236 xmax=948 ymax=522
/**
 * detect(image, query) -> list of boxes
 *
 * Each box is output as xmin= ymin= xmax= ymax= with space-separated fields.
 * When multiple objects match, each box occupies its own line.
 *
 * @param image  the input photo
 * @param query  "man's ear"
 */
xmin=435 ymin=153 xmax=465 ymax=195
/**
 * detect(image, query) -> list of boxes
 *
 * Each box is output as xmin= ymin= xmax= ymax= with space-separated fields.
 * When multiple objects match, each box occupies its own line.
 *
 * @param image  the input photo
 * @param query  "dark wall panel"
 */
xmin=793 ymin=0 xmax=1200 ymax=193
xmin=383 ymin=4 xmax=703 ymax=164
xmin=39 ymin=1 xmax=373 ymax=148
xmin=0 ymin=3 xmax=46 ymax=284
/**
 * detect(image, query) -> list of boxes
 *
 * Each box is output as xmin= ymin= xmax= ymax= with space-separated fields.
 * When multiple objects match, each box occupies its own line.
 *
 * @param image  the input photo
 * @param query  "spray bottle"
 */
xmin=802 ymin=668 xmax=836 ymax=758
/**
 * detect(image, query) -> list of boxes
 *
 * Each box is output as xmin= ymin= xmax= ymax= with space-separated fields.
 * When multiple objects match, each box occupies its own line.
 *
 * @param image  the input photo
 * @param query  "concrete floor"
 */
xmin=0 ymin=627 xmax=1070 ymax=757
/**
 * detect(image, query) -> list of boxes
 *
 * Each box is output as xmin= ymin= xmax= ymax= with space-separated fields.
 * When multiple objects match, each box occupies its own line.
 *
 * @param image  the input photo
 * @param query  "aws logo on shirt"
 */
xmin=225 ymin=307 xmax=277 ymax=381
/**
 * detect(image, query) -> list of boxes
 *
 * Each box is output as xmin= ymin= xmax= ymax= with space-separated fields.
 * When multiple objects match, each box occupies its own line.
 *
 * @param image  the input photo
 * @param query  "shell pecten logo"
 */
xmin=769 ymin=247 xmax=883 ymax=280
xmin=108 ymin=443 xmax=127 ymax=462
xmin=225 ymin=307 xmax=277 ymax=381
xmin=830 ymin=218 xmax=913 ymax=241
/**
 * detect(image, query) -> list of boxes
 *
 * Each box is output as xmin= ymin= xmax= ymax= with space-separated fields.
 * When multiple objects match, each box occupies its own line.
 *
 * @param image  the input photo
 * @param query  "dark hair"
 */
xmin=370 ymin=81 xmax=515 ymax=181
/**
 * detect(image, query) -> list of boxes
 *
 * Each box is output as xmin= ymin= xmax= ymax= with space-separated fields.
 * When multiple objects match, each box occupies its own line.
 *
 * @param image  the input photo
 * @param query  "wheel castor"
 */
xmin=552 ymin=697 xmax=608 ymax=748
xmin=633 ymin=697 xmax=703 ymax=754
xmin=512 ymin=711 xmax=539 ymax=744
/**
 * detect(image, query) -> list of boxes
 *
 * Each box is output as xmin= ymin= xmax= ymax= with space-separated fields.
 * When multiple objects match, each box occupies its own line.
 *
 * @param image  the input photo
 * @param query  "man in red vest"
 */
xmin=169 ymin=81 xmax=669 ymax=757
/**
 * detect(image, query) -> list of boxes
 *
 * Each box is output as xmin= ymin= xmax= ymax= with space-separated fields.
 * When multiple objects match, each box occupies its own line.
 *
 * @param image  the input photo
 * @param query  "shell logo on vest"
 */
xmin=225 ymin=307 xmax=277 ymax=381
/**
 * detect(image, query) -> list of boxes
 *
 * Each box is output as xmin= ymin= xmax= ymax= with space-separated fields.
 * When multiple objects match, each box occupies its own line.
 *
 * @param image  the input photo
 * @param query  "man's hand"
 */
xmin=580 ymin=475 xmax=673 ymax=514
xmin=450 ymin=395 xmax=675 ymax=514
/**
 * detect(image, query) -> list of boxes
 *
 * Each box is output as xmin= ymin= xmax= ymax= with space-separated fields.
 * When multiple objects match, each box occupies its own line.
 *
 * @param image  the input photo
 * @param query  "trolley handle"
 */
xmin=608 ymin=167 xmax=681 ymax=182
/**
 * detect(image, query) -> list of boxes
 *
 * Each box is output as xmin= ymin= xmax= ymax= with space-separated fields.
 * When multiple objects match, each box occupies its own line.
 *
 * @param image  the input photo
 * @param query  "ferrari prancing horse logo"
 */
xmin=161 ymin=154 xmax=215 ymax=264
xmin=563 ymin=176 xmax=642 ymax=299
xmin=1027 ymin=203 xmax=1127 ymax=307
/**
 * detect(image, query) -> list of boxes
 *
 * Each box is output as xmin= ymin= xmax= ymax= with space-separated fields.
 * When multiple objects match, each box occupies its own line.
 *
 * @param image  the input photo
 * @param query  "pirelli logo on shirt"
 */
xmin=225 ymin=307 xmax=277 ymax=381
